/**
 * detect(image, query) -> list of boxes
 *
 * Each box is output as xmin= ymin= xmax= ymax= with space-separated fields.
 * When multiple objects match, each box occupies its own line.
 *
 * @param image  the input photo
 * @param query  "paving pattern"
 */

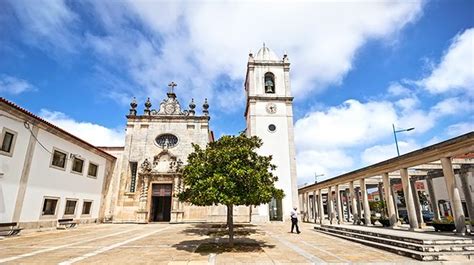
xmin=0 ymin=222 xmax=428 ymax=264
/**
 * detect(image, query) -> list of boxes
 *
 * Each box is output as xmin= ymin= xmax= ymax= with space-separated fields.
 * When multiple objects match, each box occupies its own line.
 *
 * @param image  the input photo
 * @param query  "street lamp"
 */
xmin=314 ymin=172 xmax=324 ymax=183
xmin=392 ymin=124 xmax=414 ymax=156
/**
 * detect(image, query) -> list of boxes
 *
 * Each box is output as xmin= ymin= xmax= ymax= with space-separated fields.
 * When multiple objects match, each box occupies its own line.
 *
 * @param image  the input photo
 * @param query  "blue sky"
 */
xmin=1 ymin=0 xmax=473 ymax=185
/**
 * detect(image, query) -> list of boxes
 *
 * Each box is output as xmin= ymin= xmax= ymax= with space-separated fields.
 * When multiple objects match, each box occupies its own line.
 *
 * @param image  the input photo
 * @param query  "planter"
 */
xmin=431 ymin=223 xmax=456 ymax=232
xmin=379 ymin=219 xmax=391 ymax=227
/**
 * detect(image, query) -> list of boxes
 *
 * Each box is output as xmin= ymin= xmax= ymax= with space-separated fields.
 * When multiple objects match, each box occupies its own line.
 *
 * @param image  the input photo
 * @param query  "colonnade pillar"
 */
xmin=344 ymin=188 xmax=351 ymax=222
xmin=400 ymin=168 xmax=419 ymax=230
xmin=349 ymin=181 xmax=359 ymax=224
xmin=328 ymin=186 xmax=334 ymax=224
xmin=313 ymin=190 xmax=318 ymax=223
xmin=318 ymin=189 xmax=325 ymax=224
xmin=382 ymin=173 xmax=397 ymax=226
xmin=459 ymin=166 xmax=473 ymax=224
xmin=355 ymin=187 xmax=362 ymax=225
xmin=360 ymin=178 xmax=371 ymax=226
xmin=336 ymin=185 xmax=343 ymax=224
xmin=410 ymin=178 xmax=425 ymax=228
xmin=426 ymin=176 xmax=441 ymax=221
xmin=441 ymin=157 xmax=466 ymax=234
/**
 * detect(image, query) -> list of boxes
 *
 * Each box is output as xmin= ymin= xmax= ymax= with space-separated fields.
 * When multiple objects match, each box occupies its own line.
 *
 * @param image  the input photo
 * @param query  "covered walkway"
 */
xmin=298 ymin=132 xmax=474 ymax=235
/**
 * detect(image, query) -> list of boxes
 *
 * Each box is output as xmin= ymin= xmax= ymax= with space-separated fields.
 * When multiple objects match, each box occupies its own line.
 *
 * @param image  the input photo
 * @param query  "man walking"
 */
xmin=290 ymin=207 xmax=301 ymax=234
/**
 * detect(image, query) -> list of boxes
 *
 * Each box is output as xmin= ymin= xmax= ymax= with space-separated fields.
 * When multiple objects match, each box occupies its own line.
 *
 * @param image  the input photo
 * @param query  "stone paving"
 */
xmin=0 ymin=221 xmax=460 ymax=264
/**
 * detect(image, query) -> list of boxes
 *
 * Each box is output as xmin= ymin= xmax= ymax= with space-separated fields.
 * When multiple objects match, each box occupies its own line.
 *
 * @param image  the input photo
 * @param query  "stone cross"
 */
xmin=168 ymin=82 xmax=177 ymax=94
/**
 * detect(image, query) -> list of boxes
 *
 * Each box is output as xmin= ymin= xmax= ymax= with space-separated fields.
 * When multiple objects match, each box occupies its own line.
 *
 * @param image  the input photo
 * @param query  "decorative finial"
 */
xmin=188 ymin=98 xmax=196 ymax=116
xmin=283 ymin=50 xmax=288 ymax=58
xmin=129 ymin=97 xmax=137 ymax=116
xmin=249 ymin=49 xmax=253 ymax=58
xmin=144 ymin=97 xmax=152 ymax=115
xmin=202 ymin=98 xmax=209 ymax=116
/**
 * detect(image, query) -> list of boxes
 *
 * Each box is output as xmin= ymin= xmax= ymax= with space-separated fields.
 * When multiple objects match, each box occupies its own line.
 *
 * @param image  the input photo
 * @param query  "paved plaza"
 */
xmin=0 ymin=222 xmax=426 ymax=265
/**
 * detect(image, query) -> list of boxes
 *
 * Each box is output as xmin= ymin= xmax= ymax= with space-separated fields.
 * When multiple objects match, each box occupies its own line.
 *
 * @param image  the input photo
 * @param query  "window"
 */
xmin=130 ymin=162 xmax=138 ymax=192
xmin=87 ymin=163 xmax=98 ymax=178
xmin=264 ymin=72 xmax=275 ymax=93
xmin=155 ymin=134 xmax=178 ymax=148
xmin=82 ymin=201 xmax=92 ymax=215
xmin=72 ymin=157 xmax=84 ymax=173
xmin=42 ymin=198 xmax=59 ymax=216
xmin=64 ymin=200 xmax=77 ymax=215
xmin=51 ymin=149 xmax=67 ymax=169
xmin=0 ymin=128 xmax=17 ymax=156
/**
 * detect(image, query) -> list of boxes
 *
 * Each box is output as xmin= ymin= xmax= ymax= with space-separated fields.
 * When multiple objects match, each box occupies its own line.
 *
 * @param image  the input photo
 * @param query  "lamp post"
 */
xmin=392 ymin=124 xmax=415 ymax=156
xmin=314 ymin=172 xmax=324 ymax=183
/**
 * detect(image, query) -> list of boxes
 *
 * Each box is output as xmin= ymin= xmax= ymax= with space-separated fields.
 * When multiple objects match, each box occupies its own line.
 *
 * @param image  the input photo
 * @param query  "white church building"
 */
xmin=0 ymin=45 xmax=299 ymax=228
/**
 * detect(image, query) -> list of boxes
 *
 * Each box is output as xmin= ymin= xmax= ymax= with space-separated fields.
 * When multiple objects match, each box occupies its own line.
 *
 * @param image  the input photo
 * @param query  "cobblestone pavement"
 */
xmin=0 ymin=221 xmax=429 ymax=264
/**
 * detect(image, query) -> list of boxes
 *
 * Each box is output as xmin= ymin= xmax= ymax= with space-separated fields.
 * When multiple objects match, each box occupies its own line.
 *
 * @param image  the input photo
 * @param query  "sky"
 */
xmin=0 ymin=0 xmax=473 ymax=185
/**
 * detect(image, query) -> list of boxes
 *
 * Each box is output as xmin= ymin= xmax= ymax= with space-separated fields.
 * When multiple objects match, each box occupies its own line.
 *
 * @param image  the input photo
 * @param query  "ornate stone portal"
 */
xmin=136 ymin=150 xmax=184 ymax=223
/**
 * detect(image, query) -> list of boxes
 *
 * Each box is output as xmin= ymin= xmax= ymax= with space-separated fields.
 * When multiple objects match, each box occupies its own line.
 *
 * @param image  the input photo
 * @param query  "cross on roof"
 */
xmin=168 ymin=82 xmax=177 ymax=94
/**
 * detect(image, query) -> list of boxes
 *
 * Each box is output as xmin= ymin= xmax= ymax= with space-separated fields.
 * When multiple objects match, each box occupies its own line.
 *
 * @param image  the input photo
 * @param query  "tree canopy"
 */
xmin=178 ymin=133 xmax=284 ymax=246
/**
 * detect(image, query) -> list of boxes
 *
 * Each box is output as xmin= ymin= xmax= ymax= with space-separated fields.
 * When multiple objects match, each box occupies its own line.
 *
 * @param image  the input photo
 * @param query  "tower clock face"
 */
xmin=266 ymin=103 xmax=277 ymax=114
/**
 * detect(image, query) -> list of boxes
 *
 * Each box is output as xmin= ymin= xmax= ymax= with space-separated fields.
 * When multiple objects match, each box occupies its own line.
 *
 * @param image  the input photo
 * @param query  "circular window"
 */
xmin=268 ymin=124 xmax=276 ymax=132
xmin=155 ymin=134 xmax=178 ymax=148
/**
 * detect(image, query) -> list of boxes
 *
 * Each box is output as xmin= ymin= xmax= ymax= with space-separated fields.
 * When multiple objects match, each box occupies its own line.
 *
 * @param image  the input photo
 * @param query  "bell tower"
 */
xmin=244 ymin=44 xmax=298 ymax=222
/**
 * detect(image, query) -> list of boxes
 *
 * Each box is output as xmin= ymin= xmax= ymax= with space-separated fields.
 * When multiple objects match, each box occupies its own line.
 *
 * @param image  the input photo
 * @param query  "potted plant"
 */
xmin=378 ymin=216 xmax=391 ymax=227
xmin=431 ymin=216 xmax=456 ymax=232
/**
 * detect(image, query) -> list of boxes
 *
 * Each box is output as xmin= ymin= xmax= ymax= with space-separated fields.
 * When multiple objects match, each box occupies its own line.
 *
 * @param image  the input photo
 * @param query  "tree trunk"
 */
xmin=227 ymin=204 xmax=234 ymax=247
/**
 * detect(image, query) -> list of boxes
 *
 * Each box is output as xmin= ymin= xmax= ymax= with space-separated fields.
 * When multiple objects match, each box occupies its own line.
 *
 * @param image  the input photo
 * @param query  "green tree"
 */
xmin=178 ymin=134 xmax=284 ymax=246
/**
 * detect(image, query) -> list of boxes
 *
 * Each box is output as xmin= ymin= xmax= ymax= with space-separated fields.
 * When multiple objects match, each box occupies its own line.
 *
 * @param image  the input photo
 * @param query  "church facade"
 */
xmin=102 ymin=45 xmax=298 ymax=223
xmin=0 ymin=45 xmax=298 ymax=228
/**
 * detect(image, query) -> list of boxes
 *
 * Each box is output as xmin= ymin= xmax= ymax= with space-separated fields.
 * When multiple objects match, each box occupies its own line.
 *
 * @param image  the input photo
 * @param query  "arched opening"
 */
xmin=264 ymin=72 xmax=275 ymax=93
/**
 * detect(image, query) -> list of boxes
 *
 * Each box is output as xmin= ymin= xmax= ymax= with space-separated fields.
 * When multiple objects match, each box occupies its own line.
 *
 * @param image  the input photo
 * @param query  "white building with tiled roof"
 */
xmin=0 ymin=97 xmax=116 ymax=229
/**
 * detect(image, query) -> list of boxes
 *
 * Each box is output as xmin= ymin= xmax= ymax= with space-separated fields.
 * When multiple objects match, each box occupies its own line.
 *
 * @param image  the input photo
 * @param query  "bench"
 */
xmin=57 ymin=218 xmax=77 ymax=229
xmin=0 ymin=222 xmax=23 ymax=236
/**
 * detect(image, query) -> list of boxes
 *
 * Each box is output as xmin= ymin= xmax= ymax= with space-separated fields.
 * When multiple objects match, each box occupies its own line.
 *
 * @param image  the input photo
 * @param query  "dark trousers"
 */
xmin=291 ymin=217 xmax=300 ymax=233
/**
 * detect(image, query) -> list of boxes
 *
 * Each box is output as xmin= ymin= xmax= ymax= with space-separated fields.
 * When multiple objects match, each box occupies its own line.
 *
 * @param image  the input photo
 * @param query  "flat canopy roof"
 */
xmin=299 ymin=131 xmax=474 ymax=193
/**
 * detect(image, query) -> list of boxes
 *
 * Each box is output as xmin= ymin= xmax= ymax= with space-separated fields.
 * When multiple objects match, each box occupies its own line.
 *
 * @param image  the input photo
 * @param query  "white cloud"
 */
xmin=446 ymin=122 xmax=474 ymax=137
xmin=296 ymin=149 xmax=354 ymax=185
xmin=8 ymin=0 xmax=423 ymax=110
xmin=0 ymin=75 xmax=35 ymax=95
xmin=361 ymin=141 xmax=420 ymax=165
xmin=8 ymin=0 xmax=79 ymax=53
xmin=39 ymin=109 xmax=124 ymax=146
xmin=295 ymin=99 xmax=397 ymax=150
xmin=419 ymin=28 xmax=474 ymax=95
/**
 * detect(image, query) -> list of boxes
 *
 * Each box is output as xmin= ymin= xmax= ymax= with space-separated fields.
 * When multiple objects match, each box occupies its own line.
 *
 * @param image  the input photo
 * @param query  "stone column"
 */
xmin=459 ymin=166 xmax=474 ymax=224
xmin=349 ymin=181 xmax=359 ymax=224
xmin=377 ymin=182 xmax=385 ymax=212
xmin=298 ymin=193 xmax=303 ymax=215
xmin=328 ymin=186 xmax=334 ymax=224
xmin=390 ymin=179 xmax=400 ymax=224
xmin=400 ymin=168 xmax=419 ymax=230
xmin=426 ymin=176 xmax=441 ymax=221
xmin=303 ymin=192 xmax=308 ymax=222
xmin=318 ymin=189 xmax=325 ymax=224
xmin=382 ymin=173 xmax=397 ymax=227
xmin=336 ymin=185 xmax=343 ymax=224
xmin=410 ymin=178 xmax=425 ymax=228
xmin=441 ymin=157 xmax=466 ymax=234
xmin=355 ymin=186 xmax=362 ymax=225
xmin=313 ymin=190 xmax=318 ymax=223
xmin=344 ymin=188 xmax=351 ymax=222
xmin=360 ymin=178 xmax=371 ymax=226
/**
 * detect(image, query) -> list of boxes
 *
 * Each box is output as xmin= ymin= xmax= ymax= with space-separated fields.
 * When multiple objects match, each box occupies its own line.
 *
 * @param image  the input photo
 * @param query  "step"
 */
xmin=320 ymin=224 xmax=473 ymax=245
xmin=315 ymin=228 xmax=474 ymax=261
xmin=315 ymin=226 xmax=474 ymax=253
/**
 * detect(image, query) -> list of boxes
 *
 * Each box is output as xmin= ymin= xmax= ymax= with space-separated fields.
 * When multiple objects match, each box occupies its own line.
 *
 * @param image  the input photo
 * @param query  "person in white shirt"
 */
xmin=290 ymin=207 xmax=301 ymax=234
